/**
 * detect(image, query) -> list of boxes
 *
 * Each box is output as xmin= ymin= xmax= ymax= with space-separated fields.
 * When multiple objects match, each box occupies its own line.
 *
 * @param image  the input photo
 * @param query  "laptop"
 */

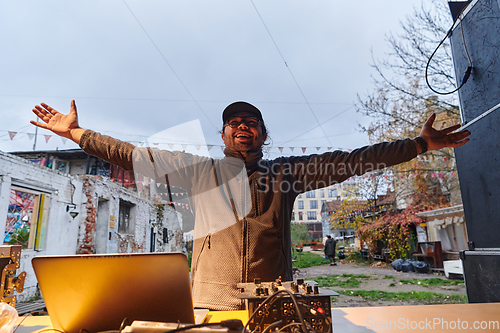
xmin=32 ymin=252 xmax=196 ymax=333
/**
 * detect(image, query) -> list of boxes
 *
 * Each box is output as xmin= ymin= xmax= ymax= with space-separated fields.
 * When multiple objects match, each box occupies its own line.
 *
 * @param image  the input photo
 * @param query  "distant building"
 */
xmin=1 ymin=149 xmax=185 ymax=302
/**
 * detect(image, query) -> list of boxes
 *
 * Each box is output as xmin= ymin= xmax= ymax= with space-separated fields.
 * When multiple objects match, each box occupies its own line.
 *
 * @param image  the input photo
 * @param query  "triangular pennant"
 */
xmin=301 ymin=147 xmax=307 ymax=153
xmin=195 ymin=145 xmax=201 ymax=151
xmin=327 ymin=147 xmax=332 ymax=150
xmin=168 ymin=143 xmax=174 ymax=149
xmin=27 ymin=133 xmax=35 ymax=140
xmin=207 ymin=145 xmax=213 ymax=151
xmin=316 ymin=147 xmax=321 ymax=151
xmin=156 ymin=183 xmax=161 ymax=188
xmin=8 ymin=132 xmax=17 ymax=140
xmin=181 ymin=144 xmax=188 ymax=150
xmin=61 ymin=137 xmax=67 ymax=145
xmin=278 ymin=147 xmax=283 ymax=153
xmin=153 ymin=142 xmax=159 ymax=145
xmin=44 ymin=135 xmax=51 ymax=143
xmin=221 ymin=146 xmax=224 ymax=151
xmin=289 ymin=147 xmax=294 ymax=152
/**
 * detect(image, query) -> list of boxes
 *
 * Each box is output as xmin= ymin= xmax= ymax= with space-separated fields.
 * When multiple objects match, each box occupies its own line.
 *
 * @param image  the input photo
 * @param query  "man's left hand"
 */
xmin=417 ymin=113 xmax=471 ymax=153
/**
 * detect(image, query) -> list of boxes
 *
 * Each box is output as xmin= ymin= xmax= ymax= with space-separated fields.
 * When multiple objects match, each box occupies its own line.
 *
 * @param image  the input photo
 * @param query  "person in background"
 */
xmin=324 ymin=235 xmax=337 ymax=266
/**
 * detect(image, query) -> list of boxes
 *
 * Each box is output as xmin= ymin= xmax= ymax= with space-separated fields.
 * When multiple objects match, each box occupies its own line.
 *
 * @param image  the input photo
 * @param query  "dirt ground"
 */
xmin=296 ymin=254 xmax=466 ymax=308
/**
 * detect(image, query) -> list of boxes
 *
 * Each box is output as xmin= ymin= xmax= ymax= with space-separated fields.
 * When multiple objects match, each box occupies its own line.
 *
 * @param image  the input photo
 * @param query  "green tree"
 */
xmin=291 ymin=223 xmax=310 ymax=248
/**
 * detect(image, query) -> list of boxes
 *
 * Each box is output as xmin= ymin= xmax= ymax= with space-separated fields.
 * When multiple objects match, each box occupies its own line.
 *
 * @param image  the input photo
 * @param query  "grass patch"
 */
xmin=389 ymin=283 xmax=396 ymax=287
xmin=314 ymin=274 xmax=374 ymax=289
xmin=293 ymin=251 xmax=330 ymax=268
xmin=399 ymin=278 xmax=464 ymax=287
xmin=384 ymin=275 xmax=395 ymax=279
xmin=336 ymin=290 xmax=467 ymax=304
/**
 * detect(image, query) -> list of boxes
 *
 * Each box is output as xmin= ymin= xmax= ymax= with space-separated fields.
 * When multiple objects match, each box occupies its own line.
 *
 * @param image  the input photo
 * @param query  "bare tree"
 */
xmin=356 ymin=1 xmax=463 ymax=206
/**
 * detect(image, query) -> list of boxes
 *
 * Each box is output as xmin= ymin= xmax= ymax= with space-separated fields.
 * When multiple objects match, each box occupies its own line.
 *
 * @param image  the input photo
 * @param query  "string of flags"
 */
xmin=6 ymin=131 xmax=69 ymax=144
xmin=1 ymin=130 xmax=458 ymax=161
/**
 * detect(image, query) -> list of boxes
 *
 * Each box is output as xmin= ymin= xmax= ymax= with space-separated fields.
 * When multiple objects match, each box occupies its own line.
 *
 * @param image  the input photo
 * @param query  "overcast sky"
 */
xmin=0 ymin=0 xmax=432 ymax=159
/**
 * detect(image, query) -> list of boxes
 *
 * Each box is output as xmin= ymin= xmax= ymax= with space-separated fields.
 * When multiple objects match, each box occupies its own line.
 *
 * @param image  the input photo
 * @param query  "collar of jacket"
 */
xmin=223 ymin=147 xmax=263 ymax=173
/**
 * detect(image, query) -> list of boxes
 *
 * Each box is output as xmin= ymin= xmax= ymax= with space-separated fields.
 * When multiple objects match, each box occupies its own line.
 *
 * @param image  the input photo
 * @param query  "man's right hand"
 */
xmin=31 ymin=100 xmax=86 ymax=144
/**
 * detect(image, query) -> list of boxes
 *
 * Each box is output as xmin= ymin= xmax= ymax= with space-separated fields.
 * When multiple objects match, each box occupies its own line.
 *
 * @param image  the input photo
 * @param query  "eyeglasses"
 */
xmin=225 ymin=117 xmax=260 ymax=128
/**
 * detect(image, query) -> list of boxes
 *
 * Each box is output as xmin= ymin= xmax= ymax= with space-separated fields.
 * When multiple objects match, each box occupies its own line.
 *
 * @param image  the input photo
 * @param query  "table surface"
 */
xmin=15 ymin=303 xmax=500 ymax=333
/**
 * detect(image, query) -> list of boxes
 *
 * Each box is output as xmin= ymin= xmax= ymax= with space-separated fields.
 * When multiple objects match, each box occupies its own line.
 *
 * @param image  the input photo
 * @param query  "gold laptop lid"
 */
xmin=32 ymin=252 xmax=195 ymax=333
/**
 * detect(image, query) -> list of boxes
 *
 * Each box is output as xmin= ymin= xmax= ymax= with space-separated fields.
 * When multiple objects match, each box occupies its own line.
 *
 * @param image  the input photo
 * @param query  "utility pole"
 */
xmin=33 ymin=116 xmax=38 ymax=151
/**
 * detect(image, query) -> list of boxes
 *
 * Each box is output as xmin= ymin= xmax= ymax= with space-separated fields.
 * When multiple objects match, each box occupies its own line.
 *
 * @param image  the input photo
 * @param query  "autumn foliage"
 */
xmin=358 ymin=178 xmax=450 ymax=261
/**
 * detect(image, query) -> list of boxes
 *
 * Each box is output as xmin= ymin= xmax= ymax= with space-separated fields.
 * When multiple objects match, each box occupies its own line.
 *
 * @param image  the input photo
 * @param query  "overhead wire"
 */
xmin=278 ymin=105 xmax=355 ymax=145
xmin=249 ymin=0 xmax=333 ymax=146
xmin=121 ymin=0 xmax=218 ymax=131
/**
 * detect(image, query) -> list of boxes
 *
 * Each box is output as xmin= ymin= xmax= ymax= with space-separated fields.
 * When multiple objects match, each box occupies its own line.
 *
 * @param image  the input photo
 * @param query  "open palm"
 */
xmin=31 ymin=100 xmax=80 ymax=139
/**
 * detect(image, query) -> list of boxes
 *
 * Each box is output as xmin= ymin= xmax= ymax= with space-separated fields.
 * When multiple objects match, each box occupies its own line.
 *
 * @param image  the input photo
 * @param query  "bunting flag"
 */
xmin=181 ymin=144 xmax=187 ymax=150
xmin=153 ymin=142 xmax=159 ymax=145
xmin=138 ymin=142 xmax=144 ymax=147
xmin=207 ymin=145 xmax=213 ymax=151
xmin=27 ymin=133 xmax=35 ymax=140
xmin=289 ymin=147 xmax=294 ymax=152
xmin=168 ymin=143 xmax=174 ymax=149
xmin=61 ymin=137 xmax=67 ymax=145
xmin=44 ymin=135 xmax=51 ymax=143
xmin=8 ymin=131 xmax=17 ymax=140
xmin=195 ymin=145 xmax=201 ymax=151
xmin=316 ymin=147 xmax=321 ymax=151
xmin=327 ymin=147 xmax=332 ymax=150
xmin=156 ymin=183 xmax=161 ymax=188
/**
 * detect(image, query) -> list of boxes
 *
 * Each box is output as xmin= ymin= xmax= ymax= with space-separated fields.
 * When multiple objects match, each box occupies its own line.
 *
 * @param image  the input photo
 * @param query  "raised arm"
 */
xmin=31 ymin=100 xmax=86 ymax=144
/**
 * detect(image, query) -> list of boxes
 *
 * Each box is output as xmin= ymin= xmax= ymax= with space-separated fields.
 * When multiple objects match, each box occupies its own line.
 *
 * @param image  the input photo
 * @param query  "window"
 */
xmin=297 ymin=193 xmax=302 ymax=198
xmin=298 ymin=212 xmax=303 ymax=221
xmin=306 ymin=191 xmax=315 ymax=198
xmin=321 ymin=200 xmax=326 ymax=207
xmin=310 ymin=200 xmax=318 ymax=209
xmin=307 ymin=211 xmax=317 ymax=220
xmin=291 ymin=212 xmax=295 ymax=221
xmin=320 ymin=189 xmax=325 ymax=198
xmin=118 ymin=200 xmax=135 ymax=234
xmin=4 ymin=188 xmax=50 ymax=250
xmin=328 ymin=188 xmax=337 ymax=198
xmin=298 ymin=201 xmax=304 ymax=209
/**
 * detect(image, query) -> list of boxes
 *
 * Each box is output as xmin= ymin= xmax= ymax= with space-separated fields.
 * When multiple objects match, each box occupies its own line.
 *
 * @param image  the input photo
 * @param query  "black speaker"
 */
xmin=449 ymin=0 xmax=500 ymax=303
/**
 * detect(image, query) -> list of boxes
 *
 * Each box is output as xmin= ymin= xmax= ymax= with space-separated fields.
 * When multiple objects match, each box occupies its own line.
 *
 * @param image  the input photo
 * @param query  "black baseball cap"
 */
xmin=222 ymin=101 xmax=263 ymax=124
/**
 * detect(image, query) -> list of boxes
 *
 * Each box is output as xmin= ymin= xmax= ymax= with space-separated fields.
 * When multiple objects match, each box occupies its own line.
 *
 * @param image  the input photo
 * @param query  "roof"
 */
xmin=9 ymin=148 xmax=89 ymax=160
